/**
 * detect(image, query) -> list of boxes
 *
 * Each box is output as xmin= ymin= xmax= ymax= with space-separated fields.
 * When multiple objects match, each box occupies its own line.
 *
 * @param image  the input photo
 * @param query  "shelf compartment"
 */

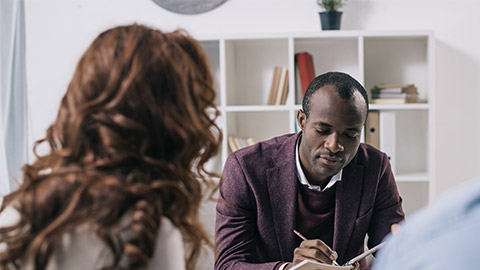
xmin=225 ymin=38 xmax=289 ymax=106
xmin=293 ymin=37 xmax=360 ymax=104
xmin=396 ymin=181 xmax=429 ymax=217
xmin=394 ymin=110 xmax=429 ymax=176
xmin=226 ymin=111 xmax=290 ymax=151
xmin=364 ymin=36 xmax=429 ymax=102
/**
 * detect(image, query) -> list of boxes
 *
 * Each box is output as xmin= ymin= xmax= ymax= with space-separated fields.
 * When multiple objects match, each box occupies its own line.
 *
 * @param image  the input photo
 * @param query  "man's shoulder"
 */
xmin=354 ymin=143 xmax=387 ymax=164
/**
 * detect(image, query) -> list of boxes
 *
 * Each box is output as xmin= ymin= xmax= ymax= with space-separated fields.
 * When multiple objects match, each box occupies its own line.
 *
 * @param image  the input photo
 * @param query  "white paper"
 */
xmin=290 ymin=260 xmax=353 ymax=270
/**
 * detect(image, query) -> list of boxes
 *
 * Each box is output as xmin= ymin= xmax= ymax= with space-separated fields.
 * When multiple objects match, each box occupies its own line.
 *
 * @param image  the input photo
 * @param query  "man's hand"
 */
xmin=285 ymin=239 xmax=338 ymax=269
xmin=391 ymin=223 xmax=401 ymax=235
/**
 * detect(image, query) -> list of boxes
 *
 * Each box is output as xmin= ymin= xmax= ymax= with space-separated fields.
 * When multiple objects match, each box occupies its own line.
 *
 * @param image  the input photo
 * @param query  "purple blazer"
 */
xmin=215 ymin=133 xmax=404 ymax=270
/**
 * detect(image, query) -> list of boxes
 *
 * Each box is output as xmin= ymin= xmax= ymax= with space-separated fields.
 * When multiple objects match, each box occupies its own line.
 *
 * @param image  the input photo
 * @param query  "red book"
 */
xmin=295 ymin=52 xmax=315 ymax=97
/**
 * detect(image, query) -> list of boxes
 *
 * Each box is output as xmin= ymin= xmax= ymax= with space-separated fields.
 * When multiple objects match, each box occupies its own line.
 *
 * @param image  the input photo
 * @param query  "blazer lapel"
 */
xmin=267 ymin=134 xmax=299 ymax=261
xmin=333 ymin=161 xmax=363 ymax=261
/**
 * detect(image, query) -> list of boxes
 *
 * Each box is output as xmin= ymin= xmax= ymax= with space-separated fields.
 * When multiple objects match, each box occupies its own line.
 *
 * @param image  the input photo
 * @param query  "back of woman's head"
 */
xmin=57 ymin=24 xmax=218 ymax=175
xmin=0 ymin=24 xmax=220 ymax=269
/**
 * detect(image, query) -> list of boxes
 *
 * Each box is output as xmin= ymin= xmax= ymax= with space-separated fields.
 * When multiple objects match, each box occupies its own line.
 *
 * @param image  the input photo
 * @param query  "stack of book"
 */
xmin=267 ymin=66 xmax=289 ymax=105
xmin=370 ymin=84 xmax=419 ymax=104
xmin=228 ymin=135 xmax=258 ymax=152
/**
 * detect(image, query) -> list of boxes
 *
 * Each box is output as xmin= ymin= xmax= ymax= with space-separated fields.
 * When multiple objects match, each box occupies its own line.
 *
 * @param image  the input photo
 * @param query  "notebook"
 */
xmin=290 ymin=242 xmax=386 ymax=270
xmin=290 ymin=260 xmax=353 ymax=270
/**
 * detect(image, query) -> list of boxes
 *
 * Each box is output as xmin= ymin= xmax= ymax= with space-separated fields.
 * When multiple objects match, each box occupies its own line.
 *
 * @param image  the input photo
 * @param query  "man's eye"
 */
xmin=316 ymin=129 xmax=329 ymax=135
xmin=344 ymin=133 xmax=359 ymax=139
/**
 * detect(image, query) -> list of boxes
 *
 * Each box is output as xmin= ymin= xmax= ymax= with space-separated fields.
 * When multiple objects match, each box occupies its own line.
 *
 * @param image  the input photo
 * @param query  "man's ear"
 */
xmin=296 ymin=110 xmax=306 ymax=130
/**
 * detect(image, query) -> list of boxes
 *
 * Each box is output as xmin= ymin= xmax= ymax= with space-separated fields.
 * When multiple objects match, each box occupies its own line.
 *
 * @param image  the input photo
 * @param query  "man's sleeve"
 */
xmin=367 ymin=152 xmax=405 ymax=249
xmin=214 ymin=153 xmax=282 ymax=270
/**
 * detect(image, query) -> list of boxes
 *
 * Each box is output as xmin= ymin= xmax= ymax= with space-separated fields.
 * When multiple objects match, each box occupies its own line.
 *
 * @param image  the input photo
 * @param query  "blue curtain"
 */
xmin=0 ymin=0 xmax=28 ymax=199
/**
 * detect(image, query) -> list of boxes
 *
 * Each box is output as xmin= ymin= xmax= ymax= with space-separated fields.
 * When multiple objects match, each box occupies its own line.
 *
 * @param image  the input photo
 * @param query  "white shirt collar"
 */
xmin=295 ymin=134 xmax=342 ymax=192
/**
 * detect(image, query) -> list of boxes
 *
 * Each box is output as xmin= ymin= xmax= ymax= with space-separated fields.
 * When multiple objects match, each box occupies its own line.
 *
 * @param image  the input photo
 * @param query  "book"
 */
xmin=245 ymin=137 xmax=256 ymax=146
xmin=295 ymin=52 xmax=316 ymax=98
xmin=372 ymin=87 xmax=418 ymax=94
xmin=295 ymin=117 xmax=301 ymax=133
xmin=290 ymin=260 xmax=353 ymax=270
xmin=268 ymin=66 xmax=289 ymax=105
xmin=267 ymin=66 xmax=282 ymax=105
xmin=234 ymin=136 xmax=244 ymax=148
xmin=371 ymin=92 xmax=408 ymax=99
xmin=365 ymin=111 xmax=396 ymax=173
xmin=370 ymin=94 xmax=419 ymax=104
xmin=271 ymin=67 xmax=288 ymax=105
xmin=277 ymin=68 xmax=289 ymax=105
xmin=370 ymin=98 xmax=405 ymax=104
xmin=227 ymin=135 xmax=258 ymax=152
xmin=365 ymin=111 xmax=380 ymax=149
xmin=373 ymin=83 xmax=414 ymax=89
xmin=379 ymin=111 xmax=396 ymax=174
xmin=227 ymin=135 xmax=239 ymax=152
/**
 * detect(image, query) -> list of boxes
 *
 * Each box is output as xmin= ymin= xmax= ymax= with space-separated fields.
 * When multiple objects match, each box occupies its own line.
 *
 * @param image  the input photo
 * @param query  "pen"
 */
xmin=293 ymin=230 xmax=340 ymax=266
xmin=343 ymin=242 xmax=387 ymax=266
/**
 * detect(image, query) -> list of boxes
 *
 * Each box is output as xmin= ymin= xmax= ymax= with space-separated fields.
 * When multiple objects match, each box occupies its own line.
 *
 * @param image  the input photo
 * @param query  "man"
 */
xmin=215 ymin=72 xmax=404 ymax=270
xmin=374 ymin=176 xmax=480 ymax=270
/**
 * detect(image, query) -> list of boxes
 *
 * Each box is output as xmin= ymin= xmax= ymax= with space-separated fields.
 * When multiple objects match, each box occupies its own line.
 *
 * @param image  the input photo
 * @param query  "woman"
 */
xmin=0 ymin=24 xmax=221 ymax=270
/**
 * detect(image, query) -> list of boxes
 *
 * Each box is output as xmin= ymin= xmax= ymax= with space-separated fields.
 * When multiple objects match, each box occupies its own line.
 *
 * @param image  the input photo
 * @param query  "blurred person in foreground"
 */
xmin=374 ymin=176 xmax=480 ymax=270
xmin=0 ymin=23 xmax=221 ymax=270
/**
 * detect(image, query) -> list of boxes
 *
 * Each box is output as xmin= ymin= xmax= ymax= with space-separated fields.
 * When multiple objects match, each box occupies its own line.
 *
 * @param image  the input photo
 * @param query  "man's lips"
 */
xmin=317 ymin=155 xmax=343 ymax=165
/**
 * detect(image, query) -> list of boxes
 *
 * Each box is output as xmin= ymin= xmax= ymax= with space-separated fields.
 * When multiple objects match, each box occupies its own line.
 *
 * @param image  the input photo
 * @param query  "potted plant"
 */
xmin=317 ymin=0 xmax=346 ymax=30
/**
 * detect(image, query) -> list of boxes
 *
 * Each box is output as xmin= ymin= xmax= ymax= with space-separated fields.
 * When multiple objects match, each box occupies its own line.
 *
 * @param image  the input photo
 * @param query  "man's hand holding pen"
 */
xmin=286 ymin=230 xmax=350 ymax=269
xmin=284 ymin=238 xmax=340 ymax=269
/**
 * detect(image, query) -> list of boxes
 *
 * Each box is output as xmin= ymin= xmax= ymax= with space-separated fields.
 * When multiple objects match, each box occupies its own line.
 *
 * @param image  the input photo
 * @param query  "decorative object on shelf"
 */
xmin=317 ymin=0 xmax=346 ymax=30
xmin=151 ymin=0 xmax=228 ymax=15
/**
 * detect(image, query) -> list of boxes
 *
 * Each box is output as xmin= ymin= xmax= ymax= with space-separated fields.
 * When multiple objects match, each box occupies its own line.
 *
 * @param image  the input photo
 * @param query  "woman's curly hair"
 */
xmin=0 ymin=24 xmax=221 ymax=270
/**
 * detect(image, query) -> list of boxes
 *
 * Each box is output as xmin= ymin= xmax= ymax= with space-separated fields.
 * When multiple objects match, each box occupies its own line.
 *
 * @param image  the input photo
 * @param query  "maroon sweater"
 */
xmin=274 ymin=184 xmax=336 ymax=270
xmin=274 ymin=182 xmax=371 ymax=270
xmin=295 ymin=184 xmax=336 ymax=248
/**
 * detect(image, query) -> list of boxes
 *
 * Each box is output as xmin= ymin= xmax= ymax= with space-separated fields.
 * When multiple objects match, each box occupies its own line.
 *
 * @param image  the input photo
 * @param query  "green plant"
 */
xmin=317 ymin=0 xmax=346 ymax=11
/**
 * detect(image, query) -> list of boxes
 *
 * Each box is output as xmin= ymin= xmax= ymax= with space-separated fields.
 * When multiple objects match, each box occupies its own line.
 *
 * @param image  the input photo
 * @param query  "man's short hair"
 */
xmin=302 ymin=72 xmax=369 ymax=117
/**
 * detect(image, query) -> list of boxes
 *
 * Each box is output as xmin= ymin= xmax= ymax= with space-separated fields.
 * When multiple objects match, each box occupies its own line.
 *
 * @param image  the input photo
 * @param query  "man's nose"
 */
xmin=325 ymin=133 xmax=344 ymax=153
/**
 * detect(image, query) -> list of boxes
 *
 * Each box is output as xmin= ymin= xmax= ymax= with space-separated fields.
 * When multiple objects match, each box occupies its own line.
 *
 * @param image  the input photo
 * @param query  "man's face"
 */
xmin=297 ymin=85 xmax=367 ymax=185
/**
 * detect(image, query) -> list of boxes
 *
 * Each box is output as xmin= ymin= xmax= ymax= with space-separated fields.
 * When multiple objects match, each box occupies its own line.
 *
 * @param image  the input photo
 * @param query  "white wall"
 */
xmin=23 ymin=0 xmax=480 ymax=268
xmin=25 ymin=0 xmax=480 ymax=196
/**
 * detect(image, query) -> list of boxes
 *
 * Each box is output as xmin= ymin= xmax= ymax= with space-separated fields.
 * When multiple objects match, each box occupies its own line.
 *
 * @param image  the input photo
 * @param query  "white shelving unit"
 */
xmin=198 ymin=30 xmax=435 ymax=217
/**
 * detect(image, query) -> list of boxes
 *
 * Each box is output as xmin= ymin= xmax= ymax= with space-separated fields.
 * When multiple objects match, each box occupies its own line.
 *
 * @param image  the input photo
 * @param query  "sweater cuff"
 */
xmin=275 ymin=262 xmax=290 ymax=270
